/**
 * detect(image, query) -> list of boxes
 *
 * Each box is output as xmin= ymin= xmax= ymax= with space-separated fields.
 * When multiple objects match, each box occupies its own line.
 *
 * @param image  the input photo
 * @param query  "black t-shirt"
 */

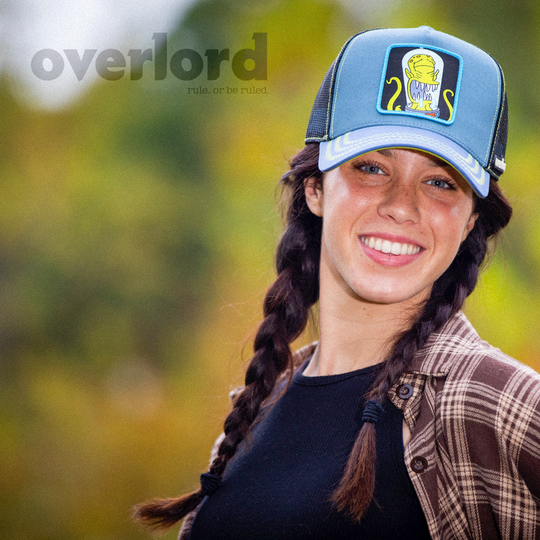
xmin=189 ymin=361 xmax=431 ymax=539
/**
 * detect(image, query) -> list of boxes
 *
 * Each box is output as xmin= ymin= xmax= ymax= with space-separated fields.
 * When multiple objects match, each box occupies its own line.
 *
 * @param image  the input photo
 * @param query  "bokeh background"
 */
xmin=2 ymin=0 xmax=540 ymax=538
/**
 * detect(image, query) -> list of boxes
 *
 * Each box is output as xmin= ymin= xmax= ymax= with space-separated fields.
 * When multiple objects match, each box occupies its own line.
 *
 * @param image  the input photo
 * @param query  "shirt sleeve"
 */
xmin=459 ymin=353 xmax=540 ymax=537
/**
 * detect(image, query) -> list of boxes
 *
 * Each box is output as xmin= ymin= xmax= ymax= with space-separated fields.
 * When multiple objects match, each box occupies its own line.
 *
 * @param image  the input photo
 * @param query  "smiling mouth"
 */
xmin=360 ymin=236 xmax=422 ymax=256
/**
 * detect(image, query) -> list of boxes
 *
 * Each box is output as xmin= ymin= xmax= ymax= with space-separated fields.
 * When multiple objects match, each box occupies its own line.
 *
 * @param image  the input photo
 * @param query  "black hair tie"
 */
xmin=362 ymin=399 xmax=385 ymax=424
xmin=200 ymin=473 xmax=222 ymax=496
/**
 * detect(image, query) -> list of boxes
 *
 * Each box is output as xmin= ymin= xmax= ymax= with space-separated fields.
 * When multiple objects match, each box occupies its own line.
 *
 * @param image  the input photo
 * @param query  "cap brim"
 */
xmin=319 ymin=125 xmax=490 ymax=197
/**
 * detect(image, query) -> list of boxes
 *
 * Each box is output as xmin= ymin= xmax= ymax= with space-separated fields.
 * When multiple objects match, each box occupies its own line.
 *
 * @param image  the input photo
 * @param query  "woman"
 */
xmin=134 ymin=27 xmax=540 ymax=539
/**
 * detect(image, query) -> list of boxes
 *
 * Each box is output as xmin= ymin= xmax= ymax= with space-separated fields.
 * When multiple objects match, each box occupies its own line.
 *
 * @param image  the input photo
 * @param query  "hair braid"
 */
xmin=133 ymin=145 xmax=322 ymax=532
xmin=209 ymin=147 xmax=322 ymax=476
xmin=331 ymin=178 xmax=512 ymax=520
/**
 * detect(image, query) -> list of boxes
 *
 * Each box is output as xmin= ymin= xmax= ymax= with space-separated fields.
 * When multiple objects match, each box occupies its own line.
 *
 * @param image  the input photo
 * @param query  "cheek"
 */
xmin=322 ymin=186 xmax=356 ymax=230
xmin=431 ymin=204 xmax=473 ymax=253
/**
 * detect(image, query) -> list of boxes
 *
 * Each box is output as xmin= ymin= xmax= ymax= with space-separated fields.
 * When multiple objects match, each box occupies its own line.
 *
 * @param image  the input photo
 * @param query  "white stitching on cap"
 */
xmin=323 ymin=62 xmax=339 ymax=141
xmin=330 ymin=36 xmax=358 ymax=138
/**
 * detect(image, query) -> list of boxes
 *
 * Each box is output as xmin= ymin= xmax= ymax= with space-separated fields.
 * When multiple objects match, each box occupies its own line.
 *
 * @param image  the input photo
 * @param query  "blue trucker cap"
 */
xmin=305 ymin=27 xmax=508 ymax=197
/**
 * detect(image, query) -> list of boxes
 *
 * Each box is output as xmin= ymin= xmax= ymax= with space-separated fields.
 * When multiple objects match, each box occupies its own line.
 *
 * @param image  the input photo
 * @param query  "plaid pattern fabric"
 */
xmin=179 ymin=311 xmax=540 ymax=540
xmin=389 ymin=311 xmax=540 ymax=539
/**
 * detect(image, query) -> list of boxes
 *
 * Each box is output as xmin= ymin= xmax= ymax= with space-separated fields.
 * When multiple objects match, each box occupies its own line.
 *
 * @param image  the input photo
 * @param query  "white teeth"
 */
xmin=361 ymin=236 xmax=421 ymax=256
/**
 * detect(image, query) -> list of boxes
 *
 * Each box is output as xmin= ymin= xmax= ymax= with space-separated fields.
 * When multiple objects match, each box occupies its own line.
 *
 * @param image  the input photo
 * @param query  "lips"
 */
xmin=360 ymin=236 xmax=422 ymax=256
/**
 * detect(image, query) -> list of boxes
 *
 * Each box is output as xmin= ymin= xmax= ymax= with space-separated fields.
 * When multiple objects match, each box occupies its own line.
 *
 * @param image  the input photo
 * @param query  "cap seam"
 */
xmin=330 ymin=35 xmax=360 ymax=139
xmin=482 ymin=59 xmax=502 ymax=165
xmin=321 ymin=32 xmax=363 ymax=142
xmin=323 ymin=61 xmax=338 ymax=139
xmin=486 ymin=63 xmax=506 ymax=176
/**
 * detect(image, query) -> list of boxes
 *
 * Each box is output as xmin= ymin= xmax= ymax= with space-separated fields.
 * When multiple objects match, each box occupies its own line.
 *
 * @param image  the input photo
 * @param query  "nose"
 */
xmin=377 ymin=179 xmax=420 ymax=224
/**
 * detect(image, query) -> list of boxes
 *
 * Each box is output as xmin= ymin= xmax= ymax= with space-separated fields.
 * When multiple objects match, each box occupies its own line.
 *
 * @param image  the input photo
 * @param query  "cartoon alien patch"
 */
xmin=378 ymin=45 xmax=462 ymax=124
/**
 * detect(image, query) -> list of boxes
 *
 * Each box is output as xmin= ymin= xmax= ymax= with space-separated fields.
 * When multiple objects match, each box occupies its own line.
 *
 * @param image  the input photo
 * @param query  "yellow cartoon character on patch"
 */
xmin=405 ymin=53 xmax=440 ymax=116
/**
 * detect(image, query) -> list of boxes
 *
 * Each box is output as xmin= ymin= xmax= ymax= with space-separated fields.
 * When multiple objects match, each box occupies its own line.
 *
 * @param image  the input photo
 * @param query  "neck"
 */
xmin=304 ymin=252 xmax=425 ymax=377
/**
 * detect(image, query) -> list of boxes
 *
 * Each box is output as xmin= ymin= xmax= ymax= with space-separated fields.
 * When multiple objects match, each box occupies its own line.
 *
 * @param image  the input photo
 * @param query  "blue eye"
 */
xmin=426 ymin=178 xmax=455 ymax=190
xmin=364 ymin=165 xmax=384 ymax=174
xmin=355 ymin=163 xmax=385 ymax=175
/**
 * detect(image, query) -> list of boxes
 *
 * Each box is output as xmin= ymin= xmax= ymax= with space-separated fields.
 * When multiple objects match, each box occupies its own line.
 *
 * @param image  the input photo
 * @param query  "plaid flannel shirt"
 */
xmin=180 ymin=311 xmax=540 ymax=540
xmin=390 ymin=310 xmax=540 ymax=539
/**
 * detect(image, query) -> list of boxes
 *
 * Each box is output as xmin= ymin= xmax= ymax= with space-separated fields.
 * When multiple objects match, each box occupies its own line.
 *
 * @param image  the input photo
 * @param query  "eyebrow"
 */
xmin=377 ymin=149 xmax=450 ymax=168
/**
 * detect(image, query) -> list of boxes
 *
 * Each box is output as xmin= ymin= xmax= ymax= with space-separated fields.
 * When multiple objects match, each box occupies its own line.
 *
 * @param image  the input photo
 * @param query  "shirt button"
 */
xmin=397 ymin=383 xmax=413 ymax=399
xmin=411 ymin=456 xmax=428 ymax=473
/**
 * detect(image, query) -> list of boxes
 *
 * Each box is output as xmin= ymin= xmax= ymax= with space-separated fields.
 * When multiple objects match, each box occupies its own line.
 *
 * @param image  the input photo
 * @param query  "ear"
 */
xmin=304 ymin=176 xmax=324 ymax=217
xmin=461 ymin=212 xmax=478 ymax=242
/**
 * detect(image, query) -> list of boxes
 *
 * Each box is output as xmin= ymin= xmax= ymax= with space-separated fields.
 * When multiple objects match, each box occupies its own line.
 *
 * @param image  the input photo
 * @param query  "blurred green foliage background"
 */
xmin=2 ymin=0 xmax=540 ymax=538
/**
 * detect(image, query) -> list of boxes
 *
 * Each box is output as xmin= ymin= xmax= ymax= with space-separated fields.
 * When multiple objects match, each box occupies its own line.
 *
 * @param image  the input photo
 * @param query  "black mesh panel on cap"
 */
xmin=305 ymin=62 xmax=335 ymax=142
xmin=305 ymin=32 xmax=364 ymax=143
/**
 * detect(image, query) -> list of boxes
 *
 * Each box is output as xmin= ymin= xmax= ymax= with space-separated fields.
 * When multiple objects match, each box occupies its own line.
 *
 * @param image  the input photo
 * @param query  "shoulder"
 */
xmin=440 ymin=312 xmax=540 ymax=404
xmin=450 ymin=341 xmax=540 ymax=402
xmin=422 ymin=312 xmax=540 ymax=440
xmin=415 ymin=310 xmax=540 ymax=390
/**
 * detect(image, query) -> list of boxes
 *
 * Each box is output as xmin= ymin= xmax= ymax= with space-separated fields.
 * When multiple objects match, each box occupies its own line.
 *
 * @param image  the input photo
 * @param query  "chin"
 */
xmin=352 ymin=283 xmax=431 ymax=306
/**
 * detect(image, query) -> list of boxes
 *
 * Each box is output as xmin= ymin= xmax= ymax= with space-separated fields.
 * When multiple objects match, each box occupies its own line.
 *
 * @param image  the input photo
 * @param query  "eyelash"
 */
xmin=425 ymin=177 xmax=457 ymax=191
xmin=352 ymin=160 xmax=457 ymax=191
xmin=352 ymin=160 xmax=386 ymax=175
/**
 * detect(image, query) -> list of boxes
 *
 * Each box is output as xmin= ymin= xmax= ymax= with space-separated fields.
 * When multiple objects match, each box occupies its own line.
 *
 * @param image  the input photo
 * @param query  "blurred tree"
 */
xmin=1 ymin=0 xmax=540 ymax=539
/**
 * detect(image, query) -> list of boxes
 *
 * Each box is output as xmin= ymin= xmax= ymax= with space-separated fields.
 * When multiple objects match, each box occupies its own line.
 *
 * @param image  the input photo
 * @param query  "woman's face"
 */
xmin=305 ymin=148 xmax=477 ymax=306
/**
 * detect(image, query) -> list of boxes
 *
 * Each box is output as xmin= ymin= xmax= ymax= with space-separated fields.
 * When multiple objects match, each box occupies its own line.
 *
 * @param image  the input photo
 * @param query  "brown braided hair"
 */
xmin=132 ymin=142 xmax=512 ymax=530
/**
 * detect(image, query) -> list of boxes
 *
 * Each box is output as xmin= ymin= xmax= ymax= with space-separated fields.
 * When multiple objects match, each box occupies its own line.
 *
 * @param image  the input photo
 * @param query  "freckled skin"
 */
xmin=305 ymin=149 xmax=477 ymax=308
